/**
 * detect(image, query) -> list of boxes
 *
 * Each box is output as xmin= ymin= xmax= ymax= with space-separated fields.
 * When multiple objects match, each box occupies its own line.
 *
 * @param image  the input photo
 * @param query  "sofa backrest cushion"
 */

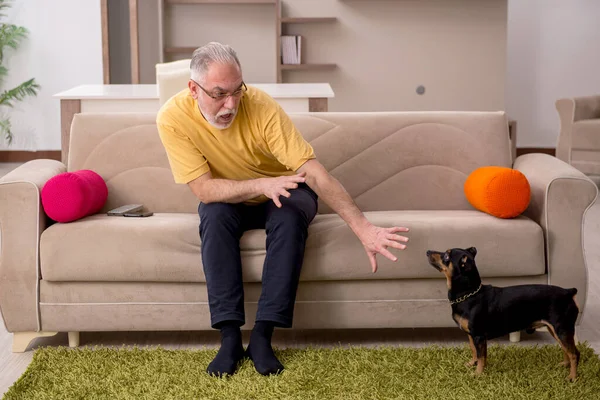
xmin=68 ymin=111 xmax=511 ymax=214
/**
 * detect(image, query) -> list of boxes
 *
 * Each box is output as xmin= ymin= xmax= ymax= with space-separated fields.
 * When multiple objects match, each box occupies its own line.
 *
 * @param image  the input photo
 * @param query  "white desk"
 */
xmin=54 ymin=83 xmax=334 ymax=163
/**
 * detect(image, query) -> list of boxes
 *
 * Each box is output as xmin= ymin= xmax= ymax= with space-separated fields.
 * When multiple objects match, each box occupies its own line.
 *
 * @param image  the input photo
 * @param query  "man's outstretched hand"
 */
xmin=357 ymin=222 xmax=409 ymax=273
xmin=294 ymin=159 xmax=409 ymax=273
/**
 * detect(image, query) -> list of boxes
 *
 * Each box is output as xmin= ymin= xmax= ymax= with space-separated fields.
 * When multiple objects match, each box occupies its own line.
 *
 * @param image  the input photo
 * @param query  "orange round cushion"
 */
xmin=464 ymin=166 xmax=531 ymax=218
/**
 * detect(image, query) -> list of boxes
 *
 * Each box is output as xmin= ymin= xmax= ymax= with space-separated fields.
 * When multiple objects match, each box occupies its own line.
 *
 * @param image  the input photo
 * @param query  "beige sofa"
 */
xmin=0 ymin=111 xmax=597 ymax=352
xmin=556 ymin=95 xmax=600 ymax=186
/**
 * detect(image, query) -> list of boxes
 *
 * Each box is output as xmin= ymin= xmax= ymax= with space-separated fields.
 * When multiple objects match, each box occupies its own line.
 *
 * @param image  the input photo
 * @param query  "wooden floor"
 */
xmin=1 ymin=162 xmax=600 ymax=396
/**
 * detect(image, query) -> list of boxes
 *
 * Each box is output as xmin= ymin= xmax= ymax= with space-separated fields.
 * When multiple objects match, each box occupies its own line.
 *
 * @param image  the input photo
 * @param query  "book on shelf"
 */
xmin=281 ymin=35 xmax=302 ymax=65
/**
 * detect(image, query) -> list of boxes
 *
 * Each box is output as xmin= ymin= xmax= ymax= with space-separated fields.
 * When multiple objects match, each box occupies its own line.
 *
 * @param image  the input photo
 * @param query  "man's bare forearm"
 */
xmin=305 ymin=171 xmax=370 ymax=234
xmin=198 ymin=178 xmax=265 ymax=204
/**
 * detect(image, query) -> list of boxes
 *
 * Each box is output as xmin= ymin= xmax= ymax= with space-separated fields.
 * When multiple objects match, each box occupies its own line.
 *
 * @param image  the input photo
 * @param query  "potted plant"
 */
xmin=0 ymin=0 xmax=39 ymax=145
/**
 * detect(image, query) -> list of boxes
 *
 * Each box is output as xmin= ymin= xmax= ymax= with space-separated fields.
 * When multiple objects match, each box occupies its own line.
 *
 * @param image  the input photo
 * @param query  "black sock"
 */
xmin=207 ymin=323 xmax=244 ymax=377
xmin=245 ymin=321 xmax=284 ymax=376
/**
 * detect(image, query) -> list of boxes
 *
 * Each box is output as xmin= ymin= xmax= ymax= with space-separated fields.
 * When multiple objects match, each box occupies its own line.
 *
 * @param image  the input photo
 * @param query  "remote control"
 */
xmin=123 ymin=211 xmax=154 ymax=217
xmin=107 ymin=204 xmax=143 ymax=216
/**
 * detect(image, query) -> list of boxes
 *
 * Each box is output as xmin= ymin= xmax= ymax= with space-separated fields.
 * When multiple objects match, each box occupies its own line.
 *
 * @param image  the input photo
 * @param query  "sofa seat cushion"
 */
xmin=40 ymin=211 xmax=545 ymax=283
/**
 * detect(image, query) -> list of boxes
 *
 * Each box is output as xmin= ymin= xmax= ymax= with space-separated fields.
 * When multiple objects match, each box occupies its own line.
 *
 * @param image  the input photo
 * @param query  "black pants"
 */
xmin=198 ymin=183 xmax=318 ymax=329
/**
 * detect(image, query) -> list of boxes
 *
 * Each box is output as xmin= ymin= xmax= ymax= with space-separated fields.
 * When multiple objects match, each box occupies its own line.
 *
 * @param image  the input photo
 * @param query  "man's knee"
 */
xmin=273 ymin=188 xmax=317 ymax=225
xmin=199 ymin=202 xmax=241 ymax=233
xmin=266 ymin=204 xmax=312 ymax=234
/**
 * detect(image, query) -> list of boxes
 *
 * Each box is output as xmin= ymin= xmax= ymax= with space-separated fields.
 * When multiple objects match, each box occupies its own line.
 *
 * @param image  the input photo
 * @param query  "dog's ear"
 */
xmin=466 ymin=247 xmax=477 ymax=258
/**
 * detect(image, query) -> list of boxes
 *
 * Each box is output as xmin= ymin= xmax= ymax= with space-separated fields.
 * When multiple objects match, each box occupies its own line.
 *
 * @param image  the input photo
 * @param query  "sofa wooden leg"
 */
xmin=68 ymin=332 xmax=80 ymax=348
xmin=509 ymin=331 xmax=521 ymax=343
xmin=12 ymin=331 xmax=58 ymax=353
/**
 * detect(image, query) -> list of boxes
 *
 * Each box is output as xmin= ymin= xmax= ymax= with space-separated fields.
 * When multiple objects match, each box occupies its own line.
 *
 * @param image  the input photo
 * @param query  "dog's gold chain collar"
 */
xmin=449 ymin=284 xmax=482 ymax=305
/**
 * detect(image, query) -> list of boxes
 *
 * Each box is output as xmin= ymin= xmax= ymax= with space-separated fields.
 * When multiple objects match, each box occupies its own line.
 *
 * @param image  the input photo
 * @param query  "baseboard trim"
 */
xmin=0 ymin=151 xmax=61 ymax=162
xmin=516 ymin=148 xmax=556 ymax=157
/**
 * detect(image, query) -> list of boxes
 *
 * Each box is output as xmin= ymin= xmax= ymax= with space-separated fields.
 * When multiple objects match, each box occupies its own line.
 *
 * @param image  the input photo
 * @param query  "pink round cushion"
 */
xmin=41 ymin=170 xmax=108 ymax=223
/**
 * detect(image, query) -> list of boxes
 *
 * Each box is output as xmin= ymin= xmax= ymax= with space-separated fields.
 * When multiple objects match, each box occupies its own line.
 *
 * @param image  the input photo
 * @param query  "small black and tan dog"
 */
xmin=426 ymin=246 xmax=580 ymax=381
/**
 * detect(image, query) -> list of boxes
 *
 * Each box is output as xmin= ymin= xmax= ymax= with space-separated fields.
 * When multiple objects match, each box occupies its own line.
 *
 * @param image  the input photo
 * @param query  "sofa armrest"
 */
xmin=0 ymin=160 xmax=66 ymax=332
xmin=514 ymin=153 xmax=597 ymax=317
xmin=555 ymin=96 xmax=600 ymax=162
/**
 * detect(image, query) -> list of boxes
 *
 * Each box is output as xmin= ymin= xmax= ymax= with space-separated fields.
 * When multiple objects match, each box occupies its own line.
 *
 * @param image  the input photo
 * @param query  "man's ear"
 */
xmin=188 ymin=80 xmax=199 ymax=100
xmin=466 ymin=247 xmax=477 ymax=258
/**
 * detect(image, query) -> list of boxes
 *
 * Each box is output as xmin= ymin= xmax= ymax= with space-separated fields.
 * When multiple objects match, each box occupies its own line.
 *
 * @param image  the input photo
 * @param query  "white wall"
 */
xmin=283 ymin=0 xmax=506 ymax=113
xmin=3 ymin=1 xmax=600 ymax=151
xmin=507 ymin=0 xmax=600 ymax=148
xmin=163 ymin=3 xmax=277 ymax=84
xmin=0 ymin=0 xmax=102 ymax=151
xmin=146 ymin=0 xmax=507 ymax=112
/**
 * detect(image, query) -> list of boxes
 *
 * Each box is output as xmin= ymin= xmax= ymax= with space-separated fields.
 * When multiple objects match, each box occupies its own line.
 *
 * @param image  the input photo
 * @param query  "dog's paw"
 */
xmin=465 ymin=360 xmax=477 ymax=367
xmin=474 ymin=364 xmax=486 ymax=376
xmin=473 ymin=370 xmax=485 ymax=378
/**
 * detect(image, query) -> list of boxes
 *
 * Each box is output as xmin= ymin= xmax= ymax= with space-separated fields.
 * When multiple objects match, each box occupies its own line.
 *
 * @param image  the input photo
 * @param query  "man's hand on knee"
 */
xmin=261 ymin=172 xmax=307 ymax=208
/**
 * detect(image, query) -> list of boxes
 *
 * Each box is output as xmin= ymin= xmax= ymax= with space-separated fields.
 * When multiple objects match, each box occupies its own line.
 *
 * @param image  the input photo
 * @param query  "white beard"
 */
xmin=201 ymin=107 xmax=238 ymax=130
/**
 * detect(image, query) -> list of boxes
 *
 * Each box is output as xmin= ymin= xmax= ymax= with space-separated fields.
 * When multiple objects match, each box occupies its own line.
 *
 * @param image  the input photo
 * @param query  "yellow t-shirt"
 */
xmin=156 ymin=85 xmax=315 ymax=204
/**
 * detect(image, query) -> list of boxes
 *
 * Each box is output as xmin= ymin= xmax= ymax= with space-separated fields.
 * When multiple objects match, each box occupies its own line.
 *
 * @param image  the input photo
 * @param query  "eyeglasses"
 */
xmin=191 ymin=79 xmax=247 ymax=101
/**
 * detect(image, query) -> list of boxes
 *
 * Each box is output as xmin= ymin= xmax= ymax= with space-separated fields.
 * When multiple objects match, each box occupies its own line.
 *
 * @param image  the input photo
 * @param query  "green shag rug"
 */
xmin=4 ymin=343 xmax=600 ymax=399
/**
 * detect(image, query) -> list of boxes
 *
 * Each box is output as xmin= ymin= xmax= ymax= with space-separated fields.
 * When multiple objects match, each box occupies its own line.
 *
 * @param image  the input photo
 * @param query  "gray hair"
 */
xmin=190 ymin=42 xmax=241 ymax=82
